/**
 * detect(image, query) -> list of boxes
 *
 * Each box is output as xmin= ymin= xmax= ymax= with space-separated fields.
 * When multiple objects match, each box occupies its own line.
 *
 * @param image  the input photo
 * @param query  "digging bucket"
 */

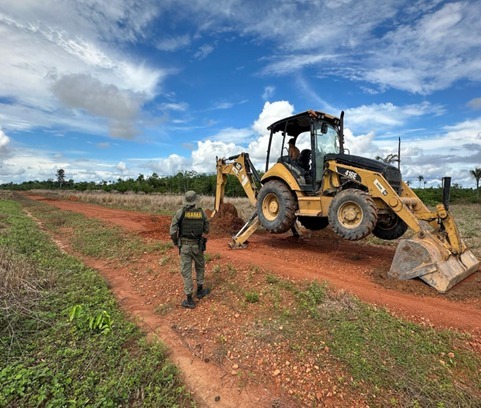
xmin=388 ymin=234 xmax=480 ymax=293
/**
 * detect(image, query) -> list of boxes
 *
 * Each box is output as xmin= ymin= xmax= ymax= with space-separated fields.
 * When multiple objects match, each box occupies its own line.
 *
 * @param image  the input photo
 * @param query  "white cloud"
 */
xmin=207 ymin=127 xmax=253 ymax=143
xmin=363 ymin=2 xmax=481 ymax=94
xmin=0 ymin=128 xmax=10 ymax=149
xmin=1 ymin=99 xmax=480 ymax=188
xmin=262 ymin=54 xmax=334 ymax=76
xmin=251 ymin=101 xmax=294 ymax=136
xmin=0 ymin=1 xmax=165 ymax=136
xmin=145 ymin=101 xmax=295 ymax=177
xmin=345 ymin=102 xmax=445 ymax=133
xmin=116 ymin=161 xmax=128 ymax=172
xmin=157 ymin=34 xmax=191 ymax=51
xmin=262 ymin=86 xmax=275 ymax=100
xmin=467 ymin=98 xmax=481 ymax=110
xmin=148 ymin=154 xmax=191 ymax=176
xmin=51 ymin=73 xmax=143 ymax=139
xmin=194 ymin=44 xmax=214 ymax=60
xmin=192 ymin=140 xmax=242 ymax=174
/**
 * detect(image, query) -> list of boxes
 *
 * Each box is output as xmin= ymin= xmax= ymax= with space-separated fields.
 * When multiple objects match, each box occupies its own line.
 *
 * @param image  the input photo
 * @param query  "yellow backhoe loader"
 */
xmin=212 ymin=110 xmax=479 ymax=292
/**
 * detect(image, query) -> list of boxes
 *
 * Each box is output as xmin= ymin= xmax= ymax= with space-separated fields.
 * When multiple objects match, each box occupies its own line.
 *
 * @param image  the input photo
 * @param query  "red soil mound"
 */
xmin=206 ymin=203 xmax=246 ymax=238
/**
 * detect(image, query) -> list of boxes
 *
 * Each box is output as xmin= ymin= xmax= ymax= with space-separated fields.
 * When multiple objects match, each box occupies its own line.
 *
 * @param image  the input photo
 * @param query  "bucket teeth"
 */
xmin=389 ymin=236 xmax=480 ymax=293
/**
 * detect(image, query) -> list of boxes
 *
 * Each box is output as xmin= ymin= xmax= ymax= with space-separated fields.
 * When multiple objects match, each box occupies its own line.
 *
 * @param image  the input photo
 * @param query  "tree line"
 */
xmin=0 ymin=170 xmax=248 ymax=198
xmin=1 ymin=167 xmax=480 ymax=204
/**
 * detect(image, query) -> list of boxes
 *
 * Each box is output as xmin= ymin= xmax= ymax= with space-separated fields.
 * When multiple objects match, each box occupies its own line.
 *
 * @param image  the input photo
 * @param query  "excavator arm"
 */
xmin=324 ymin=160 xmax=479 ymax=292
xmin=212 ymin=153 xmax=263 ymax=248
xmin=340 ymin=165 xmax=478 ymax=292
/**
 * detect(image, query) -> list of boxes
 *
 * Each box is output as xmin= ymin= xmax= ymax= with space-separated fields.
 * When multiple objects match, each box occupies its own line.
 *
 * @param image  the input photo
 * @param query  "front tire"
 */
xmin=257 ymin=180 xmax=297 ymax=233
xmin=328 ymin=189 xmax=378 ymax=240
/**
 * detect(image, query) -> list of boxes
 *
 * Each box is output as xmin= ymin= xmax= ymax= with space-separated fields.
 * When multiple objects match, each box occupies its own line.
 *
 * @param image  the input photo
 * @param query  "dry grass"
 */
xmin=29 ymin=189 xmax=255 ymax=221
xmin=0 ymin=248 xmax=54 ymax=350
xmin=0 ymin=249 xmax=42 ymax=311
xmin=26 ymin=191 xmax=481 ymax=258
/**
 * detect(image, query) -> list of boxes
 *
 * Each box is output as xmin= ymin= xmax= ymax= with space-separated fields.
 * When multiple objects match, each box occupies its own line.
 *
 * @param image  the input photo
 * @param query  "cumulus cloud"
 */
xmin=0 ymin=127 xmax=11 ymax=161
xmin=192 ymin=140 xmax=242 ymax=174
xmin=0 ymin=128 xmax=10 ymax=149
xmin=207 ymin=127 xmax=253 ymax=143
xmin=467 ymin=98 xmax=481 ymax=110
xmin=51 ymin=74 xmax=143 ymax=139
xmin=148 ymin=154 xmax=191 ymax=176
xmin=345 ymin=102 xmax=445 ymax=133
xmin=0 ymin=1 xmax=165 ymax=136
xmin=251 ymin=101 xmax=294 ymax=136
xmin=116 ymin=161 xmax=128 ymax=172
xmin=151 ymin=101 xmax=295 ymax=176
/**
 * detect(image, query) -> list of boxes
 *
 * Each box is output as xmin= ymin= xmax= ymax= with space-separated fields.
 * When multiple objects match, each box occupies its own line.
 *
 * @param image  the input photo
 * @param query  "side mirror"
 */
xmin=321 ymin=123 xmax=328 ymax=134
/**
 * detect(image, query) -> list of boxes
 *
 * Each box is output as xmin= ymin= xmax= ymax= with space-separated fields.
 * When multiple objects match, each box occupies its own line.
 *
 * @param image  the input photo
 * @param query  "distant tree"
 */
xmin=417 ymin=175 xmax=424 ymax=188
xmin=56 ymin=169 xmax=65 ymax=188
xmin=375 ymin=153 xmax=399 ymax=164
xmin=470 ymin=167 xmax=481 ymax=198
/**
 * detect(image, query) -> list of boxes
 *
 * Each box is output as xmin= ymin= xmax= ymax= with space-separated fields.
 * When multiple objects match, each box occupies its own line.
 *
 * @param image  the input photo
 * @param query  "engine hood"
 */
xmin=325 ymin=153 xmax=397 ymax=173
xmin=325 ymin=153 xmax=402 ymax=193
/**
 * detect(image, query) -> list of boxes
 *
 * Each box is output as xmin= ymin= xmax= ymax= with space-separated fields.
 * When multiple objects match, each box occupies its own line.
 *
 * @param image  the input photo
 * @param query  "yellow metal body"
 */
xmin=213 ymin=153 xmax=480 ymax=292
xmin=213 ymin=154 xmax=259 ymax=215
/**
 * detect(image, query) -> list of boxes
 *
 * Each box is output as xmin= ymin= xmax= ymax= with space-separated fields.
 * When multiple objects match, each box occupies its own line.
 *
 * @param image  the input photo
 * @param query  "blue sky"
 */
xmin=1 ymin=0 xmax=481 ymax=187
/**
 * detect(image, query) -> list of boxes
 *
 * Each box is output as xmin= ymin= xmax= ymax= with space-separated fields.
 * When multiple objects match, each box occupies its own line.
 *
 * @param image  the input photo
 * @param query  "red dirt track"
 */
xmin=22 ymin=194 xmax=481 ymax=407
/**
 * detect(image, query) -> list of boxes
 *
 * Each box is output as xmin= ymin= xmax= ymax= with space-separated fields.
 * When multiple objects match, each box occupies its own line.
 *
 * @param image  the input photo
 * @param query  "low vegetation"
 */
xmin=1 ymin=168 xmax=480 ymax=205
xmin=0 ymin=198 xmax=194 ymax=407
xmin=2 ymin=192 xmax=481 ymax=407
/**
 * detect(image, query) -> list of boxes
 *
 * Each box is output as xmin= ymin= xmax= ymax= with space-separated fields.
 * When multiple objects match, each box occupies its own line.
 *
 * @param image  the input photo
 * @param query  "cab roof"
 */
xmin=267 ymin=110 xmax=340 ymax=137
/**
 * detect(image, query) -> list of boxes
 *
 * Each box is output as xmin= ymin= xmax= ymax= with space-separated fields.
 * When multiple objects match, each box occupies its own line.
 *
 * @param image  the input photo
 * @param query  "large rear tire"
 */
xmin=373 ymin=212 xmax=408 ymax=240
xmin=328 ymin=189 xmax=378 ymax=240
xmin=257 ymin=180 xmax=297 ymax=233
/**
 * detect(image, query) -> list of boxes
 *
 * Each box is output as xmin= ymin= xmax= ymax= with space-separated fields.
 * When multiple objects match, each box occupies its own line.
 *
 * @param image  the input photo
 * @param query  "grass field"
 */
xmin=2 ymin=191 xmax=481 ymax=407
xmin=0 ymin=197 xmax=195 ymax=407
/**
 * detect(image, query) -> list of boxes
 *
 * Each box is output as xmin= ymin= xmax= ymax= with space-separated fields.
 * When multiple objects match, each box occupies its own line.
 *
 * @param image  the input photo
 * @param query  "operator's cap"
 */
xmin=183 ymin=190 xmax=198 ymax=205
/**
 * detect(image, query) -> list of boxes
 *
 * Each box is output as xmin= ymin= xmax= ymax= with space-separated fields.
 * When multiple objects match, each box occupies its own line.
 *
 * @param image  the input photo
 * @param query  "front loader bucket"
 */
xmin=388 ymin=235 xmax=480 ymax=293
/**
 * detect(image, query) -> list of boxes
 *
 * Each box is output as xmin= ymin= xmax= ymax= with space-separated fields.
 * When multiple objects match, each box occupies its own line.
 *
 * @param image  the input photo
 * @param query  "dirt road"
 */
xmin=23 ymin=194 xmax=481 ymax=407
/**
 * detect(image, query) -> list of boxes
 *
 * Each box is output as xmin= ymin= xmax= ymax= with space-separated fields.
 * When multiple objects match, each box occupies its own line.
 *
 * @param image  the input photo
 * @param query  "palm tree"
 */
xmin=470 ymin=167 xmax=481 ymax=198
xmin=417 ymin=175 xmax=424 ymax=188
xmin=375 ymin=153 xmax=399 ymax=164
xmin=56 ymin=169 xmax=65 ymax=188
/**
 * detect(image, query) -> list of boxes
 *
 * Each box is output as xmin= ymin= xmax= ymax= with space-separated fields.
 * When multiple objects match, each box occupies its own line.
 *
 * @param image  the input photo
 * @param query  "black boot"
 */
xmin=196 ymin=284 xmax=211 ymax=299
xmin=181 ymin=294 xmax=196 ymax=309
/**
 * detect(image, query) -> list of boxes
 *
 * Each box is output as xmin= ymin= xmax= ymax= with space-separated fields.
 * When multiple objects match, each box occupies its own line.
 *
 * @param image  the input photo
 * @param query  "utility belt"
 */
xmin=180 ymin=238 xmax=200 ymax=243
xmin=179 ymin=236 xmax=207 ymax=251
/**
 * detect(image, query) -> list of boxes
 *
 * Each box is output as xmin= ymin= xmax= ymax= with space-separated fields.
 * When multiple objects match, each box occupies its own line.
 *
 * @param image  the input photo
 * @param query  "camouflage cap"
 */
xmin=183 ymin=190 xmax=198 ymax=205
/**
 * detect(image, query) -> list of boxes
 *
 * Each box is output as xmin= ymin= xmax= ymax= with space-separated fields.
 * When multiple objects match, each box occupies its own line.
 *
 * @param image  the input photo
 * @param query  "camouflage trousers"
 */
xmin=179 ymin=240 xmax=205 ymax=295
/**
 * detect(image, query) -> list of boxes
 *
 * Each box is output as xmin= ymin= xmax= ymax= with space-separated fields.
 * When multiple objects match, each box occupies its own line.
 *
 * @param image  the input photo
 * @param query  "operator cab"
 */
xmin=266 ymin=110 xmax=343 ymax=191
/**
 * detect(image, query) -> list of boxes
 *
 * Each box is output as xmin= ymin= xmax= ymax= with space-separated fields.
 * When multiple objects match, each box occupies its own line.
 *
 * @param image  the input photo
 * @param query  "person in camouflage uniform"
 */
xmin=170 ymin=190 xmax=210 ymax=309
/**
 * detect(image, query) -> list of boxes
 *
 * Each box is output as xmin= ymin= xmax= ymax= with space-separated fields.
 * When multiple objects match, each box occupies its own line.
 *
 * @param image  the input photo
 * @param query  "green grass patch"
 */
xmin=245 ymin=291 xmax=260 ymax=303
xmin=294 ymin=281 xmax=481 ymax=406
xmin=247 ymin=277 xmax=481 ymax=407
xmin=0 ymin=198 xmax=194 ymax=407
xmin=16 ymin=195 xmax=162 ymax=262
